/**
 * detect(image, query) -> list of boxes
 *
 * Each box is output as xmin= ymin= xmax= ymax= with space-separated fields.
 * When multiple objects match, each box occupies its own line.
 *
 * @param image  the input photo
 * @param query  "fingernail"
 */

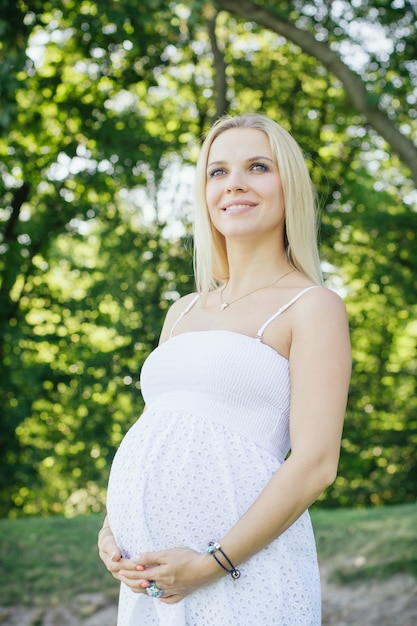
xmin=140 ymin=581 xmax=149 ymax=588
xmin=136 ymin=565 xmax=145 ymax=571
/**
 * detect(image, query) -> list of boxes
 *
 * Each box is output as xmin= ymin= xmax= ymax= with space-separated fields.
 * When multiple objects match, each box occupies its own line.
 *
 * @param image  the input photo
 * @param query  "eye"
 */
xmin=250 ymin=162 xmax=269 ymax=172
xmin=208 ymin=167 xmax=226 ymax=178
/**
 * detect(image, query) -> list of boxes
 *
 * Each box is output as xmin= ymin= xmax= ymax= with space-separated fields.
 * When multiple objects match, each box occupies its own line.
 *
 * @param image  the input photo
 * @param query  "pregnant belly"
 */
xmin=106 ymin=408 xmax=279 ymax=557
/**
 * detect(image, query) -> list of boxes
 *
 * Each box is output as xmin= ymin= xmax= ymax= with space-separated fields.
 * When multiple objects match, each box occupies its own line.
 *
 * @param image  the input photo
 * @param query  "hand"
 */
xmin=119 ymin=547 xmax=222 ymax=604
xmin=97 ymin=526 xmax=144 ymax=583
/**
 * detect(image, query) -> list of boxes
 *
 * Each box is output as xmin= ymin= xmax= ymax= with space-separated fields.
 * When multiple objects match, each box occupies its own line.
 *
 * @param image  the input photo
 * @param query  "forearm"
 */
xmin=217 ymin=452 xmax=334 ymax=568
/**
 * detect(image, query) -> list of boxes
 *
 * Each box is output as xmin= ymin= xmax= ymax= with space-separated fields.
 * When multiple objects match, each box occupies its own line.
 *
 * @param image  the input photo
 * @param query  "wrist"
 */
xmin=205 ymin=541 xmax=241 ymax=579
xmin=196 ymin=550 xmax=226 ymax=584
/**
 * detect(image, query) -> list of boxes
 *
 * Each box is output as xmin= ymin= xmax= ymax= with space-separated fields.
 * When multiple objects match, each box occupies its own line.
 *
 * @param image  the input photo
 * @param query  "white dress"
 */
xmin=106 ymin=287 xmax=321 ymax=626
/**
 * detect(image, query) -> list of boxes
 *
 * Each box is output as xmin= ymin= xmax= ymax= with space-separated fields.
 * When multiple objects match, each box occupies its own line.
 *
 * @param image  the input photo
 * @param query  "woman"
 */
xmin=98 ymin=113 xmax=351 ymax=625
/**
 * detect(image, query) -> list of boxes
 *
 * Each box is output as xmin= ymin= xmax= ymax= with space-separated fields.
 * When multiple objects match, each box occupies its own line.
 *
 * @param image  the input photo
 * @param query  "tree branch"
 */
xmin=217 ymin=0 xmax=417 ymax=186
xmin=0 ymin=182 xmax=30 ymax=302
xmin=207 ymin=17 xmax=228 ymax=118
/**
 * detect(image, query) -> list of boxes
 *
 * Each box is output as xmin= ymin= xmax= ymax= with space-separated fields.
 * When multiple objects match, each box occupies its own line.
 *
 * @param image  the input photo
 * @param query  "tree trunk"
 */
xmin=207 ymin=17 xmax=228 ymax=119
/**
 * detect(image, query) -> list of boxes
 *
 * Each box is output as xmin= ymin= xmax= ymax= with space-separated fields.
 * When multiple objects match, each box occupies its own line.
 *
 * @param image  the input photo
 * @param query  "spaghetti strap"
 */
xmin=255 ymin=286 xmax=319 ymax=341
xmin=169 ymin=294 xmax=200 ymax=338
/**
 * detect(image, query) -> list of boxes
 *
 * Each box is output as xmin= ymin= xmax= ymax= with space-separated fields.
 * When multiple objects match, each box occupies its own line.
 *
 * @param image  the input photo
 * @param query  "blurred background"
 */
xmin=1 ymin=0 xmax=416 ymax=522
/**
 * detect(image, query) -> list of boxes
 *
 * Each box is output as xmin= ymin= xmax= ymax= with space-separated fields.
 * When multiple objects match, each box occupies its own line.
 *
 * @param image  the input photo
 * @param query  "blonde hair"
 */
xmin=193 ymin=113 xmax=323 ymax=296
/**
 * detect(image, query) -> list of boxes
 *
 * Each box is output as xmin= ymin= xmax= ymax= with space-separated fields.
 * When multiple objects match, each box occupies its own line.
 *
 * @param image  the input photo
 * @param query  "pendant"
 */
xmin=220 ymin=302 xmax=229 ymax=310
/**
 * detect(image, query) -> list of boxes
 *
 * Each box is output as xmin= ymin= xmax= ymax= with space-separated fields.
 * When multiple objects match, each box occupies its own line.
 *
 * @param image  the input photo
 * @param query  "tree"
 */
xmin=216 ymin=0 xmax=417 ymax=185
xmin=0 ymin=0 xmax=416 ymax=516
xmin=0 ymin=0 xmax=198 ymax=514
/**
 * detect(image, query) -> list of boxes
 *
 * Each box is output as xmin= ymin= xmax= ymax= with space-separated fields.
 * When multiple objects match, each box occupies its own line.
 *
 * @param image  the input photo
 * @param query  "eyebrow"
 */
xmin=207 ymin=155 xmax=274 ymax=168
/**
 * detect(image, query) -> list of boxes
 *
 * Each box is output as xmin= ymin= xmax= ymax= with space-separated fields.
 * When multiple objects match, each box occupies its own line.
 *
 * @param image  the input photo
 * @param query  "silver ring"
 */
xmin=145 ymin=581 xmax=164 ymax=598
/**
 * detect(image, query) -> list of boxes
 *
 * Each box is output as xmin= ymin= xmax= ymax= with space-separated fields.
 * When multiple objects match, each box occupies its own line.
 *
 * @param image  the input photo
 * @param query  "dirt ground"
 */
xmin=1 ymin=569 xmax=416 ymax=625
xmin=321 ymin=569 xmax=417 ymax=625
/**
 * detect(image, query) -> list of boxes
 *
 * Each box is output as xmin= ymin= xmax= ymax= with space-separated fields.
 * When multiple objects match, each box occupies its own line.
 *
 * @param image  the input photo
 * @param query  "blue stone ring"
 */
xmin=146 ymin=581 xmax=164 ymax=598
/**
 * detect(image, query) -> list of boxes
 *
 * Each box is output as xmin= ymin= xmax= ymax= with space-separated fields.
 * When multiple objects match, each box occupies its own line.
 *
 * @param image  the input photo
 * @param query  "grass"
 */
xmin=0 ymin=514 xmax=118 ymax=606
xmin=0 ymin=503 xmax=416 ymax=607
xmin=311 ymin=502 xmax=417 ymax=583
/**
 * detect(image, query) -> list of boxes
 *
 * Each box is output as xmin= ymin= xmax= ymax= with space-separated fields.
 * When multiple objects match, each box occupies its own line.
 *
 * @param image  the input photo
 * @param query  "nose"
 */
xmin=225 ymin=174 xmax=247 ymax=193
xmin=226 ymin=183 xmax=246 ymax=192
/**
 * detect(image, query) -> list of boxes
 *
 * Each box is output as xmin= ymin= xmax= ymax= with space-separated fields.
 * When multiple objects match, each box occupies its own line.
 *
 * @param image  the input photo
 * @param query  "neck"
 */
xmin=224 ymin=258 xmax=291 ymax=294
xmin=222 ymin=265 xmax=293 ymax=300
xmin=219 ymin=266 xmax=294 ymax=311
xmin=223 ymin=238 xmax=288 ymax=291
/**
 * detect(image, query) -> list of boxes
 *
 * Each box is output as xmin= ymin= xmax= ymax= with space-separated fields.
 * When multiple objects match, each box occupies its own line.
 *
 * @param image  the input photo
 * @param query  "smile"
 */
xmin=221 ymin=203 xmax=256 ymax=211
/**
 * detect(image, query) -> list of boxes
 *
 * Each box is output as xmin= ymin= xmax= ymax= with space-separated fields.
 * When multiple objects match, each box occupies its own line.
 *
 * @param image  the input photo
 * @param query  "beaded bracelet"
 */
xmin=206 ymin=541 xmax=241 ymax=579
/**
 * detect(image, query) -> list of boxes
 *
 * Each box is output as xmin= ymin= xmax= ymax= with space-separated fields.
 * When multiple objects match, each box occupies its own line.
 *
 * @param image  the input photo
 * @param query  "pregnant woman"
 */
xmin=98 ymin=112 xmax=351 ymax=626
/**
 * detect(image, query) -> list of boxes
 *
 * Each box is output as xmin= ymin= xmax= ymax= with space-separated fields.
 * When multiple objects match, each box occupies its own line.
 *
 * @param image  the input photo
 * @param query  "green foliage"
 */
xmin=0 ymin=0 xmax=416 ymax=517
xmin=2 ymin=215 xmax=194 ymax=516
xmin=1 ymin=0 xmax=196 ymax=516
xmin=317 ymin=165 xmax=417 ymax=507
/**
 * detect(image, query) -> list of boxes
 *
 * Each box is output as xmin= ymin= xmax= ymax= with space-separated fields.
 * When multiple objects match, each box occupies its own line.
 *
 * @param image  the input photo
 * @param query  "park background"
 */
xmin=0 ymin=0 xmax=416 ymax=623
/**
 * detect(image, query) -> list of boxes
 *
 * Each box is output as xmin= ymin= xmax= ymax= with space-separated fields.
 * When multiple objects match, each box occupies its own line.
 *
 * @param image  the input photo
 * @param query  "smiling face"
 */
xmin=205 ymin=127 xmax=285 ymax=244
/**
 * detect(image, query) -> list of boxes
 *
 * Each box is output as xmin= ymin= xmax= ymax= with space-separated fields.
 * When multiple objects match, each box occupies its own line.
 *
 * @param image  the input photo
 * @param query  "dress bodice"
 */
xmin=141 ymin=330 xmax=291 ymax=461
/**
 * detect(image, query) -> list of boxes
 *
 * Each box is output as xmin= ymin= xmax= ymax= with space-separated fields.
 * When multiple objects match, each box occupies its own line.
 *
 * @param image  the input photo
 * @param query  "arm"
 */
xmin=216 ymin=288 xmax=351 ymax=563
xmin=118 ymin=288 xmax=351 ymax=602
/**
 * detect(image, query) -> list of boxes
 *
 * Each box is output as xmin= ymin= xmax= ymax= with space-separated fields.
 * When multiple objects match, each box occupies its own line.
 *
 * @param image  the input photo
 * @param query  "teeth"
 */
xmin=224 ymin=204 xmax=252 ymax=210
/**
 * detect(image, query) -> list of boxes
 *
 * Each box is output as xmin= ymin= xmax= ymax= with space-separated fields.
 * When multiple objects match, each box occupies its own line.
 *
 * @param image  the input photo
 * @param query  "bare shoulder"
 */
xmin=159 ymin=292 xmax=199 ymax=344
xmin=291 ymin=286 xmax=350 ymax=350
xmin=294 ymin=285 xmax=348 ymax=319
xmin=167 ymin=292 xmax=199 ymax=316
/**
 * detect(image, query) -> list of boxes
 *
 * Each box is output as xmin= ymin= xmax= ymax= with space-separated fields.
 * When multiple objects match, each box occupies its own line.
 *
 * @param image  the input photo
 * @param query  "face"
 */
xmin=205 ymin=127 xmax=285 ymax=242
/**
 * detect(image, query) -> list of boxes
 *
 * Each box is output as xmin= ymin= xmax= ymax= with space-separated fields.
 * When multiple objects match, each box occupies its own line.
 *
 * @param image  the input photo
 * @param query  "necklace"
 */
xmin=219 ymin=269 xmax=294 ymax=310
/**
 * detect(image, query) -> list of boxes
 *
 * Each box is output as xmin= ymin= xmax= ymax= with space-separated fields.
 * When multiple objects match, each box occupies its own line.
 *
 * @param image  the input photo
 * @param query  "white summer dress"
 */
xmin=106 ymin=287 xmax=321 ymax=626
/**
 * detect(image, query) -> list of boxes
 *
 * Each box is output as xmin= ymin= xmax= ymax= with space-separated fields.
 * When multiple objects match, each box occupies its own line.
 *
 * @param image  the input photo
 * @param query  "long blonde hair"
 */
xmin=193 ymin=113 xmax=323 ymax=296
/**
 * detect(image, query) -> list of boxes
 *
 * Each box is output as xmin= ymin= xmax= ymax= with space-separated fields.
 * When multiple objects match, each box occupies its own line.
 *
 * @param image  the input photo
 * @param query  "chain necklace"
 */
xmin=219 ymin=269 xmax=294 ymax=311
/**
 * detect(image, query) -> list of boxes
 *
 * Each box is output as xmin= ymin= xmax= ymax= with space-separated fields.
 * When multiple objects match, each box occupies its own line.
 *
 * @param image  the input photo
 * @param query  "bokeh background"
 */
xmin=1 ymin=0 xmax=416 ymax=522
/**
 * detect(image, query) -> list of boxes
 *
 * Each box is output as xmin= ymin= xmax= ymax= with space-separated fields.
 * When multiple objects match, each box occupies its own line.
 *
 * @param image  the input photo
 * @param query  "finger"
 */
xmin=159 ymin=594 xmax=184 ymax=605
xmin=119 ymin=573 xmax=150 ymax=593
xmin=119 ymin=569 xmax=150 ymax=582
xmin=111 ymin=549 xmax=122 ymax=562
xmin=106 ymin=557 xmax=136 ymax=574
xmin=132 ymin=551 xmax=166 ymax=567
xmin=99 ymin=541 xmax=122 ymax=566
xmin=130 ymin=565 xmax=162 ymax=581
